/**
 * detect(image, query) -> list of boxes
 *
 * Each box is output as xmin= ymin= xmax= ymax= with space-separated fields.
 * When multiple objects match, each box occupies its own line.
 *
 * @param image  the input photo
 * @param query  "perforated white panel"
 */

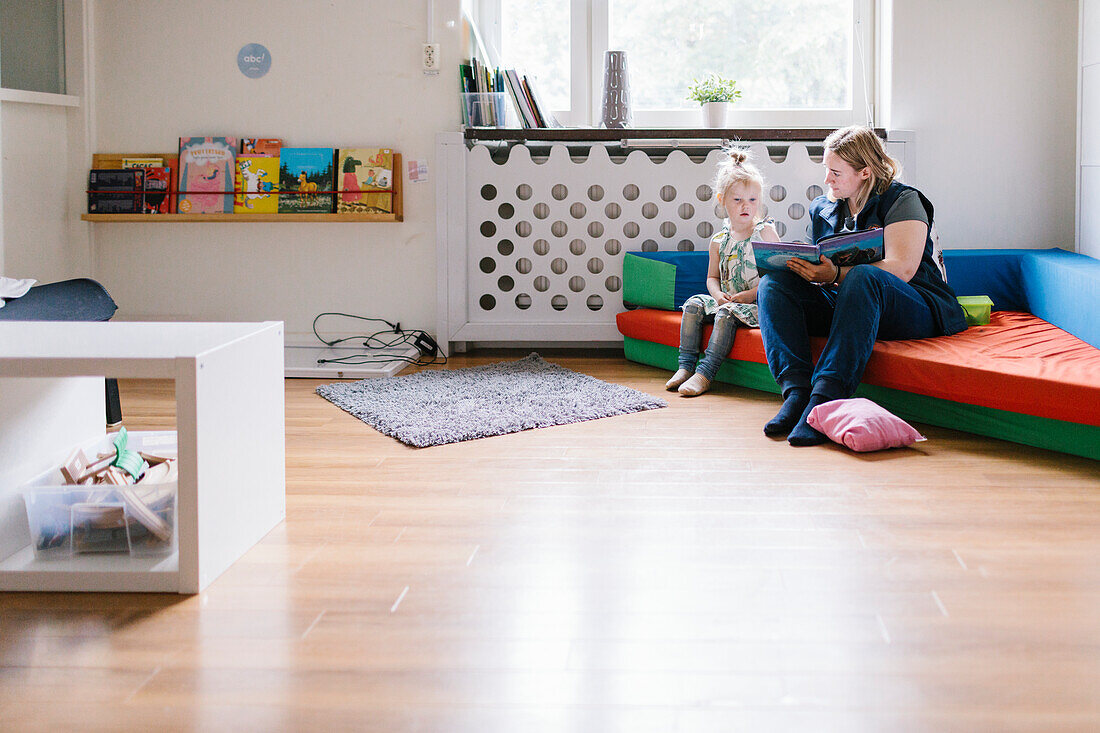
xmin=437 ymin=132 xmax=922 ymax=352
xmin=464 ymin=143 xmax=823 ymax=327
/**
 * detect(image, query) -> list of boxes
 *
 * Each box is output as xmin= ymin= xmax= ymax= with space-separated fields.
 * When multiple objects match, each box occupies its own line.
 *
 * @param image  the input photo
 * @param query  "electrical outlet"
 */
xmin=422 ymin=43 xmax=440 ymax=74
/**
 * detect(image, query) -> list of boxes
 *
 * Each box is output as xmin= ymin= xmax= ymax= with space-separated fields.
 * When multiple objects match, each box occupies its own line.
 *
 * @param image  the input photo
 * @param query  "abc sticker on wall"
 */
xmin=237 ymin=44 xmax=271 ymax=79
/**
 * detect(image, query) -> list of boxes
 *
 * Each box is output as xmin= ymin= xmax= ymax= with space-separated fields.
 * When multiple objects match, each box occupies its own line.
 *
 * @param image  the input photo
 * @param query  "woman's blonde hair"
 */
xmin=713 ymin=145 xmax=766 ymax=223
xmin=823 ymin=126 xmax=901 ymax=214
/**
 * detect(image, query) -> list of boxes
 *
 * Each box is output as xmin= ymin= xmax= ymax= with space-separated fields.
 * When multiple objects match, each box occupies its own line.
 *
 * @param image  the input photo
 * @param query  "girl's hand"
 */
xmin=787 ymin=255 xmax=839 ymax=284
xmin=714 ymin=292 xmax=733 ymax=305
xmin=729 ymin=288 xmax=756 ymax=304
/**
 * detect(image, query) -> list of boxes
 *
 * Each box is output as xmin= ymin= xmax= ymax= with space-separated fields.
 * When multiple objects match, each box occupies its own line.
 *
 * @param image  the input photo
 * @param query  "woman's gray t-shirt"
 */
xmin=838 ymin=190 xmax=929 ymax=232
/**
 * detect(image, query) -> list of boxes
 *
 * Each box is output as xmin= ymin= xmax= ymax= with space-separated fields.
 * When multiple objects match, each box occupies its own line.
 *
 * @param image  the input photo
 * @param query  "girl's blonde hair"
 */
xmin=713 ymin=145 xmax=766 ymax=224
xmin=823 ymin=126 xmax=901 ymax=214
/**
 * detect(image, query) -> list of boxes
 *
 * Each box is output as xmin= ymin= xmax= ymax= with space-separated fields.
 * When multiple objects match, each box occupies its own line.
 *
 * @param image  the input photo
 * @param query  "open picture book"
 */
xmin=751 ymin=228 xmax=885 ymax=273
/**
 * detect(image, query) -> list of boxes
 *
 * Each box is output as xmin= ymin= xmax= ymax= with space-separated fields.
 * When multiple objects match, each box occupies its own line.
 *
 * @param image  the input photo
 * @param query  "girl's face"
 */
xmin=823 ymin=149 xmax=870 ymax=201
xmin=720 ymin=180 xmax=761 ymax=226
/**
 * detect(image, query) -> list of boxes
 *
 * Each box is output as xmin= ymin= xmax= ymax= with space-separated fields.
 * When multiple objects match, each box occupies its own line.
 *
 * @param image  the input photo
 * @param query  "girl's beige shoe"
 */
xmin=665 ymin=368 xmax=693 ymax=391
xmin=678 ymin=373 xmax=712 ymax=397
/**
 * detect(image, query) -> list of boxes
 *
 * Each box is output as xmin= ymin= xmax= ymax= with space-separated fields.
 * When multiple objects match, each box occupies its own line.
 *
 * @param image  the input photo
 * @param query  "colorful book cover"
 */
xmin=165 ymin=154 xmax=179 ymax=213
xmin=88 ymin=173 xmax=144 ymax=213
xmin=122 ymin=157 xmax=164 ymax=168
xmin=336 ymin=148 xmax=393 ymax=213
xmin=278 ymin=148 xmax=334 ymax=213
xmin=234 ymin=155 xmax=279 ymax=213
xmin=241 ymin=138 xmax=283 ymax=156
xmin=87 ymin=169 xmax=144 ymax=214
xmin=751 ymin=228 xmax=884 ymax=273
xmin=143 ymin=167 xmax=170 ymax=214
xmin=177 ymin=136 xmax=236 ymax=214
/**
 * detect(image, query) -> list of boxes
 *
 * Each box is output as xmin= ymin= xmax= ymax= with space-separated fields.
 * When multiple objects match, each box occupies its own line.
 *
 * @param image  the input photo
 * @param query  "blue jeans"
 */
xmin=678 ymin=296 xmax=736 ymax=381
xmin=757 ymin=266 xmax=938 ymax=399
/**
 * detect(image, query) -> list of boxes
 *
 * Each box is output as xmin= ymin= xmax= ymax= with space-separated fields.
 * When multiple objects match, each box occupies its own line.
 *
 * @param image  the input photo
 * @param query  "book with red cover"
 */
xmin=142 ymin=167 xmax=170 ymax=214
xmin=241 ymin=138 xmax=283 ymax=156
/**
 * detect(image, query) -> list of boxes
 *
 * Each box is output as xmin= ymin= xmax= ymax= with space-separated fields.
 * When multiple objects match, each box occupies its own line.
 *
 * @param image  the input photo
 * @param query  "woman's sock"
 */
xmin=764 ymin=388 xmax=809 ymax=436
xmin=787 ymin=394 xmax=831 ymax=446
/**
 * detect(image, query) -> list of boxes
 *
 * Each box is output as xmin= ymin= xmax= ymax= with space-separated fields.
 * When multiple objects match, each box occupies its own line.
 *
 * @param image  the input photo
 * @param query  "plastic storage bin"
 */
xmin=460 ymin=91 xmax=515 ymax=128
xmin=957 ymin=295 xmax=994 ymax=326
xmin=21 ymin=431 xmax=178 ymax=559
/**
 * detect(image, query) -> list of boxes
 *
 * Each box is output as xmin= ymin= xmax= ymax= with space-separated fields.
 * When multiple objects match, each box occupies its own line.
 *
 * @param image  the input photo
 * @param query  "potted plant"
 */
xmin=687 ymin=74 xmax=742 ymax=128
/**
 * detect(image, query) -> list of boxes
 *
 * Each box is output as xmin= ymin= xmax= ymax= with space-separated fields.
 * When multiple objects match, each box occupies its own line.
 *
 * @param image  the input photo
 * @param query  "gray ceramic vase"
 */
xmin=601 ymin=50 xmax=633 ymax=128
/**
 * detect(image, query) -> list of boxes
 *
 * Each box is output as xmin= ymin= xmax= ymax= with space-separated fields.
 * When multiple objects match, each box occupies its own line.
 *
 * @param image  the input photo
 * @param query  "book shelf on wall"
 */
xmin=81 ymin=152 xmax=404 ymax=222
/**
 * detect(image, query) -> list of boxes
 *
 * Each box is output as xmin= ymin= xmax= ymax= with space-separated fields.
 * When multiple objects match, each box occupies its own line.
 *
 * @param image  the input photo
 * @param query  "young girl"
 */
xmin=665 ymin=147 xmax=779 ymax=396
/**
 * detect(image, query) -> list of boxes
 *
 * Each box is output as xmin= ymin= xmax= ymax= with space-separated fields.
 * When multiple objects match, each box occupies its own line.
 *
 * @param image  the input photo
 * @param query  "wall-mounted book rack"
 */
xmin=81 ymin=152 xmax=404 ymax=222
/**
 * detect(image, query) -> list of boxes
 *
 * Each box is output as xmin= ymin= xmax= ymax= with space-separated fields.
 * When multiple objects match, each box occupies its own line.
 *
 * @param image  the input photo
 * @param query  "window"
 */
xmin=0 ymin=0 xmax=66 ymax=95
xmin=473 ymin=0 xmax=873 ymax=128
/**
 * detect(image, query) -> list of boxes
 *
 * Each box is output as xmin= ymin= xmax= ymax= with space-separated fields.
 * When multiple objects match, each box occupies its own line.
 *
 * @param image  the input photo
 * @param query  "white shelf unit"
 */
xmin=0 ymin=321 xmax=286 ymax=593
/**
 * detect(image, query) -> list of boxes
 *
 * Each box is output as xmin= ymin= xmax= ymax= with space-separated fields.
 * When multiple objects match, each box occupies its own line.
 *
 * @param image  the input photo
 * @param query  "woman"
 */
xmin=758 ymin=126 xmax=967 ymax=445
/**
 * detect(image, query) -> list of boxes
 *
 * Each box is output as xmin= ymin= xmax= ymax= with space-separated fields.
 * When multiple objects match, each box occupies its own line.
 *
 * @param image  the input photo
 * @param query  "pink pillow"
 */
xmin=807 ymin=398 xmax=926 ymax=452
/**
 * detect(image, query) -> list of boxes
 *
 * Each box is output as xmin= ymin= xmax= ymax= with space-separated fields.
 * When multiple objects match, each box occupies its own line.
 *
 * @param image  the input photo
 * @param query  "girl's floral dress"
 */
xmin=691 ymin=217 xmax=773 ymax=327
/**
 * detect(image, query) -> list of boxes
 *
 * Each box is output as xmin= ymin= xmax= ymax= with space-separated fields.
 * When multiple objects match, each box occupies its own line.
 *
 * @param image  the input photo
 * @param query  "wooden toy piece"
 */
xmin=118 ymin=486 xmax=173 ymax=542
xmin=139 ymin=450 xmax=177 ymax=465
xmin=59 ymin=448 xmax=116 ymax=484
xmin=100 ymin=465 xmax=134 ymax=486
xmin=122 ymin=459 xmax=176 ymax=544
xmin=136 ymin=459 xmax=177 ymax=485
xmin=71 ymin=503 xmax=130 ymax=554
xmin=72 ymin=503 xmax=128 ymax=531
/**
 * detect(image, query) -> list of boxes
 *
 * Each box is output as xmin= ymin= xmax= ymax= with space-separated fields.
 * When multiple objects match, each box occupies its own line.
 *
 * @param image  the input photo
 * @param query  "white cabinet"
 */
xmin=0 ymin=321 xmax=286 ymax=593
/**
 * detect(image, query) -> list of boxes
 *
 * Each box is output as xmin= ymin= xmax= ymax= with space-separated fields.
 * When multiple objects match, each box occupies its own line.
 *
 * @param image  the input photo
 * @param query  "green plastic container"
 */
xmin=957 ymin=295 xmax=994 ymax=325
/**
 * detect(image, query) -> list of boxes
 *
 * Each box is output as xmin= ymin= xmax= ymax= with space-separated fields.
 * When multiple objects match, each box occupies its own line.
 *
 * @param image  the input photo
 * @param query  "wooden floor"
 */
xmin=2 ymin=350 xmax=1099 ymax=731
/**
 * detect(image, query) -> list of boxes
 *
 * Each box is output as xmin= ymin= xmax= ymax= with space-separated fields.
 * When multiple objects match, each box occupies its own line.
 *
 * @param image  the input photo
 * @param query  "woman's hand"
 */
xmin=787 ymin=255 xmax=838 ymax=285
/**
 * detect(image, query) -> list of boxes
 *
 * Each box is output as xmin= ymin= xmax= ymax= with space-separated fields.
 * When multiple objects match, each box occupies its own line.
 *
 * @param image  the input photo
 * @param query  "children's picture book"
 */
xmin=178 ymin=136 xmax=236 ymax=213
xmin=279 ymin=148 xmax=335 ymax=213
xmin=87 ymin=168 xmax=144 ymax=214
xmin=234 ymin=155 xmax=279 ymax=213
xmin=122 ymin=157 xmax=164 ymax=169
xmin=241 ymin=138 xmax=282 ymax=156
xmin=142 ymin=167 xmax=171 ymax=214
xmin=336 ymin=148 xmax=393 ymax=214
xmin=751 ymin=228 xmax=885 ymax=273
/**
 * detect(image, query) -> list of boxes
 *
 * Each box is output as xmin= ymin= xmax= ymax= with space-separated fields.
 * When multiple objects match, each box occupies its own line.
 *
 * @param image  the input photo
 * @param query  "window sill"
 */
xmin=464 ymin=127 xmax=884 ymax=143
xmin=0 ymin=89 xmax=80 ymax=107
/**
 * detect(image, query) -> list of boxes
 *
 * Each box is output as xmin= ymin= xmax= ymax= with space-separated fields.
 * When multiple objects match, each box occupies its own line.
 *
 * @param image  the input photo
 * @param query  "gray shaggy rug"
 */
xmin=316 ymin=352 xmax=666 ymax=447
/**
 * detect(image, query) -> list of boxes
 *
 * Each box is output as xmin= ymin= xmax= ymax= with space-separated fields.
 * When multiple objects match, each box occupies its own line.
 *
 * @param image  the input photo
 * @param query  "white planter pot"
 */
xmin=702 ymin=102 xmax=731 ymax=128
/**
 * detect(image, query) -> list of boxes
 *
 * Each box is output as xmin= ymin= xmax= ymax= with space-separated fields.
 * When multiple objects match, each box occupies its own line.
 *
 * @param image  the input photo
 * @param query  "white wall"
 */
xmin=4 ymin=1 xmax=1079 ymax=330
xmin=1 ymin=0 xmax=95 ymax=285
xmin=1 ymin=102 xmax=92 ymax=281
xmin=89 ymin=0 xmax=459 ymax=342
xmin=889 ymin=0 xmax=1078 ymax=251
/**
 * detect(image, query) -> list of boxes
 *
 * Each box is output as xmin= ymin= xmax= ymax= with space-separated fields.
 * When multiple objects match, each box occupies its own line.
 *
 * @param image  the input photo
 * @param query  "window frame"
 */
xmin=475 ymin=0 xmax=877 ymax=129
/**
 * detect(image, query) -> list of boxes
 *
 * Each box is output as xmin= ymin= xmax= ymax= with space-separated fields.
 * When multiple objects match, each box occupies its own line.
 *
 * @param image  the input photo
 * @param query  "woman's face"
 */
xmin=720 ymin=180 xmax=761 ymax=225
xmin=823 ymin=150 xmax=870 ymax=201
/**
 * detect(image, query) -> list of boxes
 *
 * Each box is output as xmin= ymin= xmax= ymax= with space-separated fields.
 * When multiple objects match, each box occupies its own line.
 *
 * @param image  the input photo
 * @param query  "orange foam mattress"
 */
xmin=616 ymin=309 xmax=1100 ymax=427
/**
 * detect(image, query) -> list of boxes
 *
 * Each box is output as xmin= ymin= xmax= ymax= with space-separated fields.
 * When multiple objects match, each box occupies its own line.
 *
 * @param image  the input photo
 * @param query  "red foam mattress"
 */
xmin=616 ymin=309 xmax=1100 ymax=426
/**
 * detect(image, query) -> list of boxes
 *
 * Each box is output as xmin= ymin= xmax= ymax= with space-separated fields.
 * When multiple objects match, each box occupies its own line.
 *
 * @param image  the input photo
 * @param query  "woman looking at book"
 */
xmin=758 ymin=125 xmax=966 ymax=445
